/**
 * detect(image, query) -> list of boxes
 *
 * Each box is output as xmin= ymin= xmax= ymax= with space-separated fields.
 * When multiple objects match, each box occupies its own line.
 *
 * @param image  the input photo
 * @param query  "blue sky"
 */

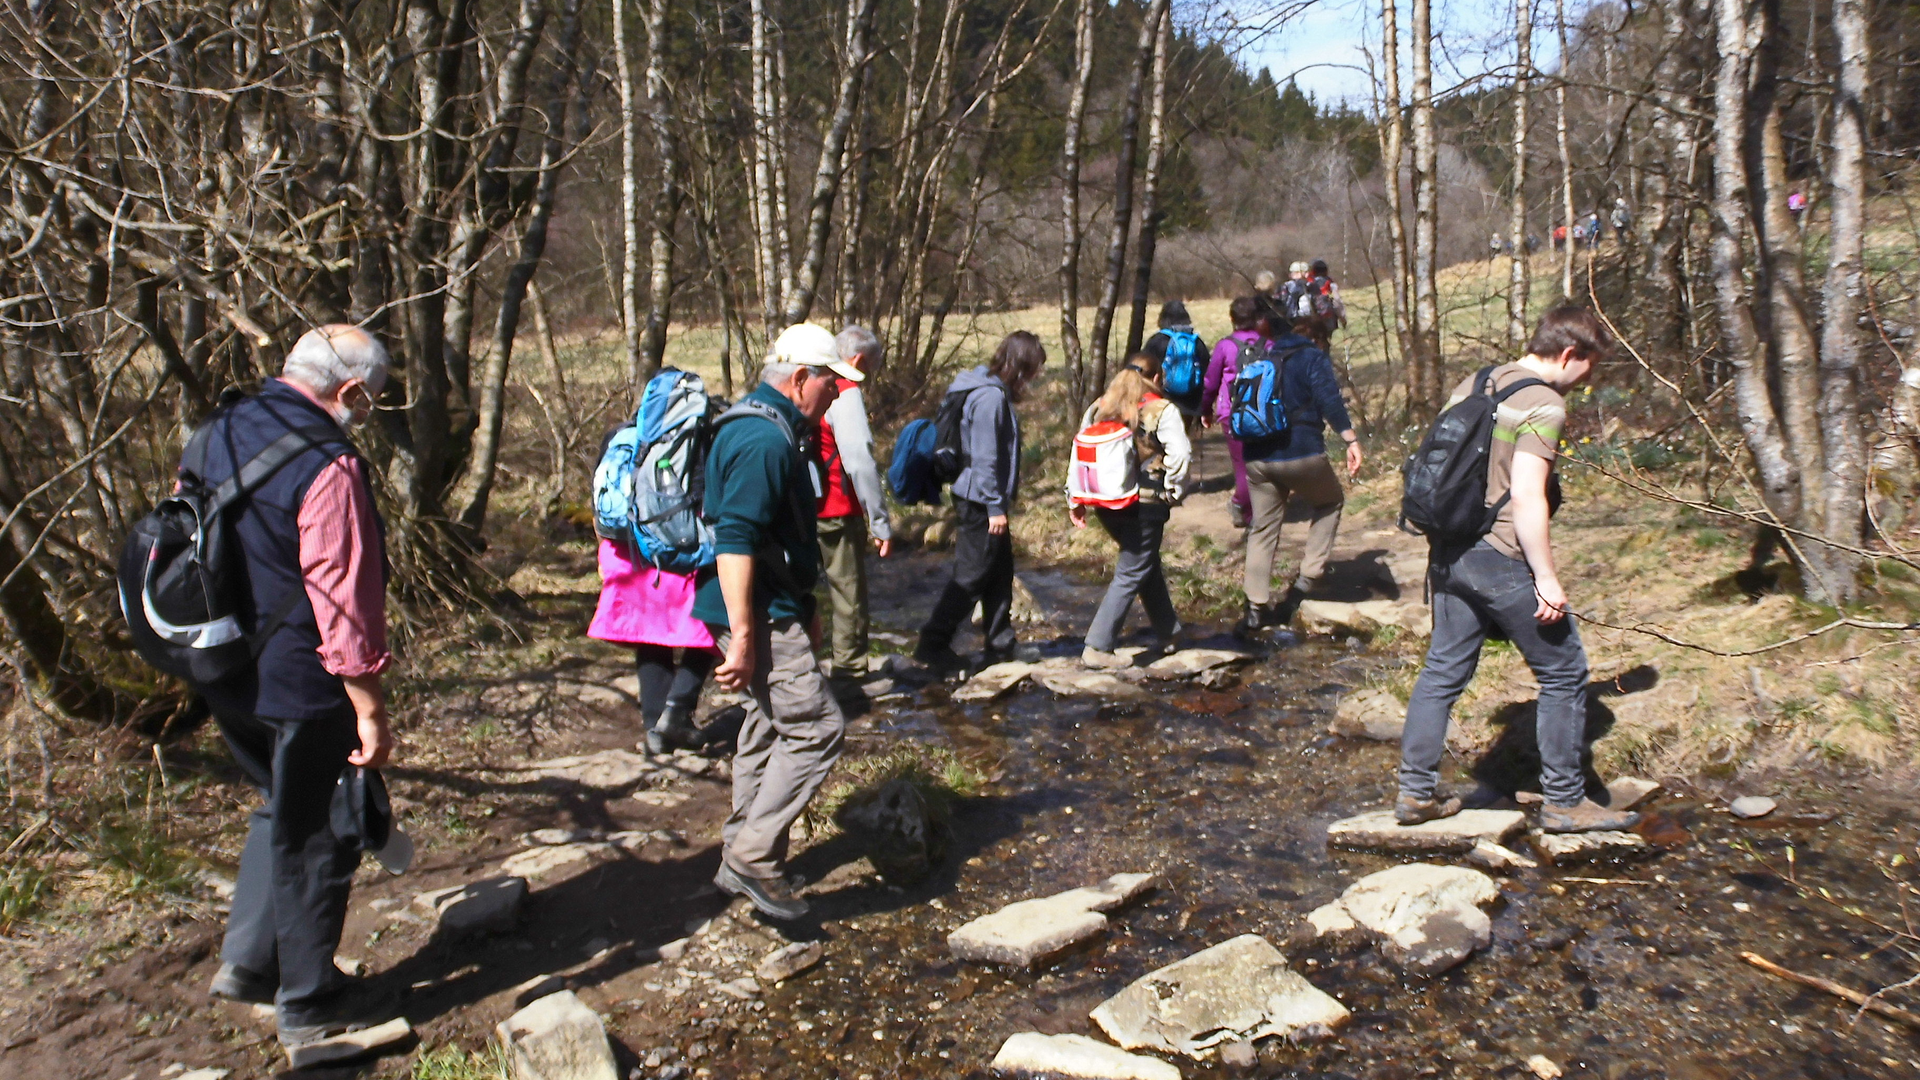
xmin=1233 ymin=0 xmax=1566 ymax=108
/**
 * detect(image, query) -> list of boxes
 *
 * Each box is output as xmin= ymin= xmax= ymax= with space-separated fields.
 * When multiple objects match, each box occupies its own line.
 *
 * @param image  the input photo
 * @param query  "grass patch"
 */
xmin=804 ymin=745 xmax=985 ymax=838
xmin=412 ymin=1043 xmax=511 ymax=1080
xmin=0 ymin=862 xmax=53 ymax=934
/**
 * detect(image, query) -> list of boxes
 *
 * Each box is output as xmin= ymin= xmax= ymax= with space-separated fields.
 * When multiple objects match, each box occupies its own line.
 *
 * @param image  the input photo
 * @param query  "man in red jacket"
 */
xmin=817 ymin=325 xmax=894 ymax=697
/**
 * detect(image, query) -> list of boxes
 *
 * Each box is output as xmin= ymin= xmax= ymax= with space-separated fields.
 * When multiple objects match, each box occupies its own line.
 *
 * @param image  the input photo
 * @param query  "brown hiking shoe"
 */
xmin=1395 ymin=793 xmax=1463 ymax=825
xmin=1538 ymin=798 xmax=1641 ymax=833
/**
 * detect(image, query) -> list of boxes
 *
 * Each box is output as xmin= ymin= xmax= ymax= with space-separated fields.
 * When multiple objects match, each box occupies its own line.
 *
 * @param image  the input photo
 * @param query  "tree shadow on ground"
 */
xmin=1467 ymin=664 xmax=1659 ymax=803
xmin=1310 ymin=547 xmax=1398 ymax=602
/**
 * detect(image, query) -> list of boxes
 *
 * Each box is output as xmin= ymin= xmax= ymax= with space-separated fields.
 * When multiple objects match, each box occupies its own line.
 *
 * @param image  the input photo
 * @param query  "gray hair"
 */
xmin=759 ymin=361 xmax=800 ymax=387
xmin=835 ymin=325 xmax=883 ymax=365
xmin=283 ymin=325 xmax=390 ymax=396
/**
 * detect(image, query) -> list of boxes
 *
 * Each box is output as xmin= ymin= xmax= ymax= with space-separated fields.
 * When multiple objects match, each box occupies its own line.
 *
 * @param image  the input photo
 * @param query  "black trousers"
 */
xmin=636 ymin=643 xmax=715 ymax=726
xmin=213 ymin=701 xmax=360 ymax=1024
xmin=920 ymin=497 xmax=1017 ymax=654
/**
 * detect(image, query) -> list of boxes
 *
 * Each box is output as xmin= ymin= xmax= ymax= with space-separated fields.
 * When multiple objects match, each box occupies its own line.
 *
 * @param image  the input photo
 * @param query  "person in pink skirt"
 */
xmin=588 ymin=537 xmax=717 ymax=754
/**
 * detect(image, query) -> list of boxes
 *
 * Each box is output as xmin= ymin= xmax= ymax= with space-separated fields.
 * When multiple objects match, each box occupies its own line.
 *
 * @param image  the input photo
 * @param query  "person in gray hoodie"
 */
xmin=914 ymin=330 xmax=1047 ymax=671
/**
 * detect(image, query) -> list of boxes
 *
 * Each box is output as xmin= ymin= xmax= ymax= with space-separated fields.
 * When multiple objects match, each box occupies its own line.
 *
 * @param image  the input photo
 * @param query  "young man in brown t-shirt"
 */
xmin=1396 ymin=306 xmax=1641 ymax=834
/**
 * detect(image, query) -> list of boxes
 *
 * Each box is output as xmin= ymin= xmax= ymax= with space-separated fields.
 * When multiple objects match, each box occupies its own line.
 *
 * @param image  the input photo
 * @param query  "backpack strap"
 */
xmin=714 ymin=399 xmax=796 ymax=448
xmin=194 ymin=422 xmax=349 ymax=514
xmin=1489 ymin=375 xmax=1550 ymax=403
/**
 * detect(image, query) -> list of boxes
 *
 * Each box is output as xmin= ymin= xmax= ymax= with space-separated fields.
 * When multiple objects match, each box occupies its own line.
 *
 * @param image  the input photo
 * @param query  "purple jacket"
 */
xmin=1202 ymin=331 xmax=1268 ymax=424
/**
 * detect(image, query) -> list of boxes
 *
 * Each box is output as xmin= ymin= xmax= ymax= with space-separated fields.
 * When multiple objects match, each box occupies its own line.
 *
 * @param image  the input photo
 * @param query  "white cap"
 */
xmin=772 ymin=323 xmax=864 ymax=382
xmin=1289 ymin=261 xmax=1310 ymax=274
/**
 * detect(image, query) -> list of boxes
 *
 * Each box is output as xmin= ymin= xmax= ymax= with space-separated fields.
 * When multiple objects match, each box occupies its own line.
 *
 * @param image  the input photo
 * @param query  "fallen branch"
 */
xmin=1740 ymin=951 xmax=1920 ymax=1029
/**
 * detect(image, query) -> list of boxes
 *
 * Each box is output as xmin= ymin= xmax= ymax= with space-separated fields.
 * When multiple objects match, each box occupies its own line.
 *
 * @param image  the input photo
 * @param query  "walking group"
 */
xmin=119 ymin=259 xmax=1636 ymax=1060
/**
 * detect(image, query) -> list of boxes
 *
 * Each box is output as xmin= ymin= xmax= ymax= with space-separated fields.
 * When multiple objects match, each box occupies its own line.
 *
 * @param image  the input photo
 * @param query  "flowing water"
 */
xmin=696 ymin=554 xmax=1917 ymax=1079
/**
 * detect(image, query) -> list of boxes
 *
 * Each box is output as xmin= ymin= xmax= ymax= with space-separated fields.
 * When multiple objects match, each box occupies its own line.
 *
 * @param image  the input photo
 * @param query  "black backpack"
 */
xmin=1399 ymin=366 xmax=1548 ymax=542
xmin=118 ymin=406 xmax=345 ymax=685
xmin=929 ymin=387 xmax=976 ymax=485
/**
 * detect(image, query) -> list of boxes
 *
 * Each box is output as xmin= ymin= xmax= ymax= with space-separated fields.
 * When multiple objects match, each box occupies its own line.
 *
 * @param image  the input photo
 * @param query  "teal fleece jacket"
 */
xmin=692 ymin=383 xmax=820 ymax=628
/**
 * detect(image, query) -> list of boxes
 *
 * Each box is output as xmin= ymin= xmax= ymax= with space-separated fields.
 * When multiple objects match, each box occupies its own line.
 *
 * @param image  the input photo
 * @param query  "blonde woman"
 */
xmin=1070 ymin=351 xmax=1191 ymax=667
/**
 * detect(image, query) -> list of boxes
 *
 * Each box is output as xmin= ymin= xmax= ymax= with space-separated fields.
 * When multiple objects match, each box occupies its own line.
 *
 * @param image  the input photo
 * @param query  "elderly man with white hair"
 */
xmin=814 ymin=324 xmax=892 ymax=696
xmin=189 ymin=323 xmax=401 ymax=1056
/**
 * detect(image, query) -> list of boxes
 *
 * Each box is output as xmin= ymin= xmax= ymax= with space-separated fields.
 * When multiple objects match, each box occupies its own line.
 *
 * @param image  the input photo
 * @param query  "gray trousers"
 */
xmin=1086 ymin=503 xmax=1181 ymax=652
xmin=815 ymin=515 xmax=869 ymax=680
xmin=1244 ymin=454 xmax=1344 ymax=604
xmin=711 ymin=618 xmax=847 ymax=879
xmin=1397 ymin=541 xmax=1591 ymax=807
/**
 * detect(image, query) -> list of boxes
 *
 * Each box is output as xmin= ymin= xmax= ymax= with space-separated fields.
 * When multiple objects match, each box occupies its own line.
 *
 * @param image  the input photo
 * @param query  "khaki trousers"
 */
xmin=815 ymin=515 xmax=869 ymax=679
xmin=711 ymin=618 xmax=846 ymax=880
xmin=1243 ymin=454 xmax=1345 ymax=605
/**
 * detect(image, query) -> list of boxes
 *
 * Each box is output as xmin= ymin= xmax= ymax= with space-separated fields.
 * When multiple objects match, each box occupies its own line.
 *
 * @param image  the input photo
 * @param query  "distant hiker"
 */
xmin=1552 ymin=224 xmax=1568 ymax=251
xmin=1490 ymin=233 xmax=1506 ymax=257
xmin=1394 ymin=305 xmax=1639 ymax=834
xmin=1235 ymin=306 xmax=1362 ymax=638
xmin=914 ymin=331 xmax=1048 ymax=673
xmin=1281 ymin=260 xmax=1341 ymax=351
xmin=589 ymin=367 xmax=720 ymax=755
xmin=1068 ymin=350 xmax=1192 ymax=668
xmin=816 ymin=325 xmax=893 ymax=697
xmin=1787 ymin=189 xmax=1807 ymax=216
xmin=1201 ymin=295 xmax=1269 ymax=529
xmin=1309 ymin=259 xmax=1348 ymax=346
xmin=699 ymin=322 xmax=863 ymax=919
xmin=1252 ymin=269 xmax=1278 ymax=298
xmin=1143 ymin=299 xmax=1209 ymax=416
xmin=183 ymin=326 xmax=401 ymax=1055
xmin=1609 ymin=198 xmax=1631 ymax=241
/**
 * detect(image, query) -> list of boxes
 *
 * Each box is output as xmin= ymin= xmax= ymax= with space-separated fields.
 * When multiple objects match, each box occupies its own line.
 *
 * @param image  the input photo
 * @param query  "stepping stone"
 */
xmin=1528 ymin=829 xmax=1652 ymax=865
xmin=1143 ymin=649 xmax=1251 ymax=680
xmin=1328 ymin=689 xmax=1405 ymax=741
xmin=1303 ymin=863 xmax=1500 ymax=974
xmin=414 ymin=877 xmax=527 ymax=936
xmin=1605 ymin=776 xmax=1662 ymax=810
xmin=948 ymin=873 xmax=1156 ymax=966
xmin=1464 ymin=839 xmax=1538 ymax=871
xmin=1729 ymin=795 xmax=1777 ymax=819
xmin=524 ymin=749 xmax=656 ymax=789
xmin=952 ymin=661 xmax=1035 ymax=703
xmin=498 ymin=991 xmax=619 ymax=1080
xmin=632 ymin=790 xmax=691 ymax=808
xmin=523 ymin=828 xmax=596 ymax=846
xmin=283 ymin=1017 xmax=412 ymax=1069
xmin=1326 ymin=809 xmax=1526 ymax=854
xmin=756 ymin=941 xmax=826 ymax=983
xmin=1035 ymin=669 xmax=1149 ymax=701
xmin=1089 ymin=935 xmax=1348 ymax=1060
xmin=500 ymin=843 xmax=613 ymax=882
xmin=991 ymin=1032 xmax=1183 ymax=1080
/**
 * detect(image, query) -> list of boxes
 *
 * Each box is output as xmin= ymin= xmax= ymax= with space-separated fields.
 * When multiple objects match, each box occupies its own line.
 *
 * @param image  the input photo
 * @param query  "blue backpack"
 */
xmin=888 ymin=418 xmax=942 ymax=506
xmin=1161 ymin=329 xmax=1204 ymax=401
xmin=1228 ymin=341 xmax=1293 ymax=442
xmin=593 ymin=369 xmax=717 ymax=573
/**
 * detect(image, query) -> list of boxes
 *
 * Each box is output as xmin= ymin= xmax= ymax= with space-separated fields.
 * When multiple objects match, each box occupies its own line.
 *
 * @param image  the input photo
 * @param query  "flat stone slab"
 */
xmin=992 ymin=1033 xmax=1184 ymax=1080
xmin=524 ymin=749 xmax=656 ymax=789
xmin=1605 ymin=777 xmax=1662 ymax=810
xmin=1528 ymin=829 xmax=1652 ymax=865
xmin=1035 ymin=669 xmax=1149 ymax=701
xmin=1304 ymin=863 xmax=1499 ymax=974
xmin=284 ymin=1017 xmax=412 ymax=1068
xmin=415 ymin=876 xmax=527 ymax=936
xmin=756 ymin=941 xmax=825 ymax=983
xmin=952 ymin=661 xmax=1035 ymax=703
xmin=498 ymin=990 xmax=619 ymax=1080
xmin=948 ymin=873 xmax=1155 ymax=966
xmin=500 ymin=842 xmax=614 ymax=882
xmin=1464 ymin=839 xmax=1538 ymax=871
xmin=1730 ymin=795 xmax=1777 ymax=819
xmin=1143 ymin=649 xmax=1252 ymax=681
xmin=1090 ymin=934 xmax=1348 ymax=1060
xmin=1326 ymin=809 xmax=1526 ymax=854
xmin=1329 ymin=689 xmax=1405 ymax=741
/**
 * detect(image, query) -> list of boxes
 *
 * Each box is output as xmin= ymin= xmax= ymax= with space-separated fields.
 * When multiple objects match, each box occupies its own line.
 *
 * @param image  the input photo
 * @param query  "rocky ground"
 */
xmin=2 ymin=433 xmax=1917 ymax=1079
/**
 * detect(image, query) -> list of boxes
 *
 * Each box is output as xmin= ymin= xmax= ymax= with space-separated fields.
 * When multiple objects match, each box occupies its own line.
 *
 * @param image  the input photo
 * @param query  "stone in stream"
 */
xmin=1605 ymin=776 xmax=1663 ymax=810
xmin=1089 ymin=935 xmax=1348 ymax=1060
xmin=1465 ymin=839 xmax=1538 ymax=871
xmin=1035 ymin=668 xmax=1149 ymax=702
xmin=1143 ymin=649 xmax=1251 ymax=681
xmin=414 ymin=876 xmax=527 ymax=936
xmin=1328 ymin=689 xmax=1405 ymax=741
xmin=835 ymin=777 xmax=947 ymax=886
xmin=1303 ymin=863 xmax=1500 ymax=974
xmin=1729 ymin=795 xmax=1777 ymax=819
xmin=991 ymin=1032 xmax=1184 ymax=1080
xmin=161 ymin=1069 xmax=229 ymax=1080
xmin=1296 ymin=599 xmax=1402 ymax=636
xmin=525 ymin=749 xmax=655 ymax=789
xmin=497 ymin=991 xmax=619 ymax=1080
xmin=523 ymin=828 xmax=596 ymax=846
xmin=1528 ymin=829 xmax=1652 ymax=865
xmin=1325 ymin=808 xmax=1526 ymax=854
xmin=756 ymin=941 xmax=825 ymax=983
xmin=500 ymin=842 xmax=614 ymax=882
xmin=951 ymin=661 xmax=1035 ymax=703
xmin=948 ymin=873 xmax=1156 ymax=966
xmin=283 ymin=1017 xmax=413 ymax=1069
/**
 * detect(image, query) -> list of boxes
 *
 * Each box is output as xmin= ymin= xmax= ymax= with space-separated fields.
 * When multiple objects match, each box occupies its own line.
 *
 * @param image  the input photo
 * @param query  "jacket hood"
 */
xmin=949 ymin=366 xmax=1005 ymax=395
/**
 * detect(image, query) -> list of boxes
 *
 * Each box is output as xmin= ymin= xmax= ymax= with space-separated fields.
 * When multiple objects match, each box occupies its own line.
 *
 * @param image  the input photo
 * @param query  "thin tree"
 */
xmin=1090 ymin=0 xmax=1166 ymax=391
xmin=640 ymin=0 xmax=679 ymax=377
xmin=1126 ymin=5 xmax=1173 ymax=355
xmin=1814 ymin=0 xmax=1869 ymax=602
xmin=1410 ymin=0 xmax=1442 ymax=416
xmin=1556 ymin=0 xmax=1575 ymax=299
xmin=1059 ymin=0 xmax=1096 ymax=409
xmin=1375 ymin=0 xmax=1415 ymax=413
xmin=784 ymin=0 xmax=881 ymax=325
xmin=1508 ymin=0 xmax=1532 ymax=343
xmin=614 ymin=0 xmax=643 ymax=384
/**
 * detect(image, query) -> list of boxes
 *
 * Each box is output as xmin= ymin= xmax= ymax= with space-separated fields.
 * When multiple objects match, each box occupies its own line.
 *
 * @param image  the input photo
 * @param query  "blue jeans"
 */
xmin=1398 ymin=541 xmax=1590 ymax=807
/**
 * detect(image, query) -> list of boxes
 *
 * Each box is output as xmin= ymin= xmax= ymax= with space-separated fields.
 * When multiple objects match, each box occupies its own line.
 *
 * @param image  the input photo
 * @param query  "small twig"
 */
xmin=1560 ymin=876 xmax=1661 ymax=886
xmin=1740 ymin=951 xmax=1920 ymax=1030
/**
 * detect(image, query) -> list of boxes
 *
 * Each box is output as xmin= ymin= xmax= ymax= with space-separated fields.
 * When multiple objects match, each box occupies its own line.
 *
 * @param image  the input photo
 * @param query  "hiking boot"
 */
xmin=1080 ymin=646 xmax=1130 ymax=669
xmin=1538 ymin=798 xmax=1641 ymax=834
xmin=275 ymin=979 xmax=399 ymax=1053
xmin=1229 ymin=502 xmax=1249 ymax=530
xmin=1395 ymin=793 xmax=1464 ymax=825
xmin=1233 ymin=601 xmax=1270 ymax=642
xmin=1269 ymin=586 xmax=1306 ymax=627
xmin=913 ymin=643 xmax=970 ymax=678
xmin=644 ymin=703 xmax=699 ymax=756
xmin=714 ymin=862 xmax=810 ymax=920
xmin=209 ymin=962 xmax=277 ymax=1005
xmin=984 ymin=643 xmax=1044 ymax=665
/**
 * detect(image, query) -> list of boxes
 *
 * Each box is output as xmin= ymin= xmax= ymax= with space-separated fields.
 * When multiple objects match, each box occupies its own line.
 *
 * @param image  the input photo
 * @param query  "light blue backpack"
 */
xmin=593 ymin=369 xmax=716 ymax=573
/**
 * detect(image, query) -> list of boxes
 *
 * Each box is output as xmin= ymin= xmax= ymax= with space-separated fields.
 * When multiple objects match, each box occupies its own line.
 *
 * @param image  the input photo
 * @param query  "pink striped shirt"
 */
xmin=284 ymin=381 xmax=391 ymax=678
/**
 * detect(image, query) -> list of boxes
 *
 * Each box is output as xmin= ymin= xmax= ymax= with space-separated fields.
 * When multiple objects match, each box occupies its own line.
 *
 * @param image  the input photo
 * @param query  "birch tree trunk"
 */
xmin=1508 ymin=0 xmax=1532 ymax=343
xmin=640 ymin=0 xmax=678 ymax=378
xmin=614 ymin=0 xmax=642 ymax=384
xmin=1126 ymin=6 xmax=1172 ymax=356
xmin=784 ymin=0 xmax=879 ymax=325
xmin=1090 ymin=0 xmax=1164 ymax=392
xmin=1376 ymin=0 xmax=1415 ymax=417
xmin=1813 ymin=0 xmax=1870 ymax=601
xmin=1059 ymin=0 xmax=1096 ymax=410
xmin=750 ymin=0 xmax=782 ymax=336
xmin=1556 ymin=0 xmax=1574 ymax=299
xmin=1409 ymin=0 xmax=1442 ymax=417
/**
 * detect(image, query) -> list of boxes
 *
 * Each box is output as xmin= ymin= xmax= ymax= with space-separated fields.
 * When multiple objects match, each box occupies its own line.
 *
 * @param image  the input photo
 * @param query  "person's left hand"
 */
xmin=1068 ymin=505 xmax=1088 ymax=529
xmin=348 ymin=712 xmax=393 ymax=769
xmin=873 ymin=537 xmax=893 ymax=558
xmin=1344 ymin=439 xmax=1364 ymax=478
xmin=988 ymin=514 xmax=1008 ymax=536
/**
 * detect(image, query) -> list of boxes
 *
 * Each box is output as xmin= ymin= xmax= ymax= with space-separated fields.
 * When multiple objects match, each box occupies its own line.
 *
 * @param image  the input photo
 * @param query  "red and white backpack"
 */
xmin=1068 ymin=421 xmax=1140 ymax=509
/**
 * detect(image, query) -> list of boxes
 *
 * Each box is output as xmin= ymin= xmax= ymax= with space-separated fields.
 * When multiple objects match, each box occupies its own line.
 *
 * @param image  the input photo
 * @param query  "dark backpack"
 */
xmin=930 ymin=387 xmax=975 ymax=484
xmin=117 ymin=406 xmax=345 ymax=685
xmin=1398 ymin=366 xmax=1549 ymax=541
xmin=887 ymin=419 xmax=942 ymax=506
xmin=1160 ymin=329 xmax=1204 ymax=401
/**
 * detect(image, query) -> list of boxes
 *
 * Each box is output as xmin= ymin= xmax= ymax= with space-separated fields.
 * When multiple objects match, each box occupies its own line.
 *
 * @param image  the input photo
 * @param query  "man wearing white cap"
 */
xmin=694 ymin=322 xmax=861 ymax=919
